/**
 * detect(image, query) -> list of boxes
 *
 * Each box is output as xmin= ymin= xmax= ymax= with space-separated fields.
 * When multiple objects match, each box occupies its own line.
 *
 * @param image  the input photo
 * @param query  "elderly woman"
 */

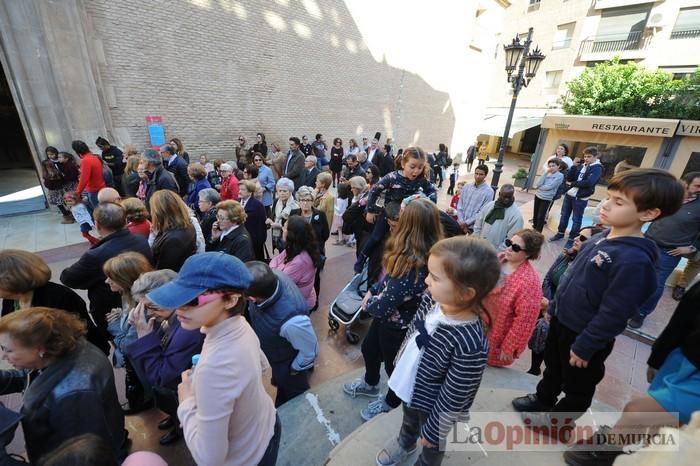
xmin=149 ymin=190 xmax=198 ymax=271
xmin=484 ymin=229 xmax=545 ymax=368
xmin=291 ymin=186 xmax=330 ymax=311
xmin=103 ymin=252 xmax=154 ymax=415
xmin=185 ymin=163 xmax=212 ymax=217
xmin=0 ymin=308 xmax=126 ymax=463
xmin=342 ymin=176 xmax=371 ymax=252
xmin=126 ymin=269 xmax=204 ymax=446
xmin=314 ymin=172 xmax=335 ymax=230
xmin=270 ymin=215 xmax=322 ymax=311
xmin=206 ymin=200 xmax=254 ymax=262
xmin=197 ymin=188 xmax=221 ymax=244
xmin=219 ymin=163 xmax=240 ymax=201
xmin=0 ymin=249 xmax=107 ymax=354
xmin=239 ymin=180 xmax=268 ymax=261
xmin=266 ymin=177 xmax=299 ymax=252
xmin=253 ymin=153 xmax=276 ymax=217
xmin=242 ymin=165 xmax=264 ymax=200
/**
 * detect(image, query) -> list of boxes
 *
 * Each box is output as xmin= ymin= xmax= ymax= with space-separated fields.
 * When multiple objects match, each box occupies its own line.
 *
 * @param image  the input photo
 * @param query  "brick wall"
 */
xmin=83 ymin=0 xmax=454 ymax=159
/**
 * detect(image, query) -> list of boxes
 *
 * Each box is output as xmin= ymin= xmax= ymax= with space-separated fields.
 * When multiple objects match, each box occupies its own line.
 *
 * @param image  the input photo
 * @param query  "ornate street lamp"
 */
xmin=491 ymin=28 xmax=545 ymax=189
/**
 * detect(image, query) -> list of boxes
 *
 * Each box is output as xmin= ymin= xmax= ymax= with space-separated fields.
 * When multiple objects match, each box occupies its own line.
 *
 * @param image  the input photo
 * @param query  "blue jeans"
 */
xmin=557 ymin=195 xmax=588 ymax=239
xmin=86 ymin=191 xmax=99 ymax=215
xmin=638 ymin=250 xmax=681 ymax=317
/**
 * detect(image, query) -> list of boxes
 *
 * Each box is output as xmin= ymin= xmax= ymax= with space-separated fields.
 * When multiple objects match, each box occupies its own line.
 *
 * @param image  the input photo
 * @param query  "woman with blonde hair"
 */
xmin=269 ymin=142 xmax=286 ymax=179
xmin=169 ymin=137 xmax=189 ymax=163
xmin=206 ymin=199 xmax=254 ymax=262
xmin=103 ymin=251 xmax=154 ymax=415
xmin=0 ymin=249 xmax=107 ymax=353
xmin=314 ymin=172 xmax=335 ymax=230
xmin=149 ymin=190 xmax=197 ymax=271
xmin=122 ymin=155 xmax=142 ymax=198
xmin=0 ymin=307 xmax=126 ymax=463
xmin=343 ymin=198 xmax=443 ymax=421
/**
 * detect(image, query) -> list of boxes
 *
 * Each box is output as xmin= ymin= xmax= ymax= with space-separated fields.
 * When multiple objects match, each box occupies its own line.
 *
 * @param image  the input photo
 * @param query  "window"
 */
xmin=552 ymin=22 xmax=575 ymax=50
xmin=659 ymin=66 xmax=697 ymax=80
xmin=592 ymin=4 xmax=651 ymax=51
xmin=528 ymin=0 xmax=541 ymax=12
xmin=545 ymin=70 xmax=563 ymax=88
xmin=671 ymin=7 xmax=700 ymax=39
xmin=564 ymin=141 xmax=646 ymax=186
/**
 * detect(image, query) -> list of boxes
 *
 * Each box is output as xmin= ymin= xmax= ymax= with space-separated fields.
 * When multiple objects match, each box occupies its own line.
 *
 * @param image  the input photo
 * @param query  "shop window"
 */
xmin=565 ymin=141 xmax=646 ymax=185
xmin=682 ymin=152 xmax=700 ymax=177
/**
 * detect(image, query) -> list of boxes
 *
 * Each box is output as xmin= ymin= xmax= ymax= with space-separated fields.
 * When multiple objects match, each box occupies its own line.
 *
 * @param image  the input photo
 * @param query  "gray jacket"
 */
xmin=0 ymin=340 xmax=125 ymax=463
xmin=535 ymin=171 xmax=564 ymax=201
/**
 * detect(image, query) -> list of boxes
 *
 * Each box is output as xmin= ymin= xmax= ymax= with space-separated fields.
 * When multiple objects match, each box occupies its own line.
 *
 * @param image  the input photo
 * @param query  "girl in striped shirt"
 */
xmin=376 ymin=237 xmax=501 ymax=466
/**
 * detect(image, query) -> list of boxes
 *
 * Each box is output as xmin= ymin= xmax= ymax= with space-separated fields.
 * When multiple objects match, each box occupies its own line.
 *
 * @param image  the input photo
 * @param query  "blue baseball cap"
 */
xmin=146 ymin=252 xmax=252 ymax=309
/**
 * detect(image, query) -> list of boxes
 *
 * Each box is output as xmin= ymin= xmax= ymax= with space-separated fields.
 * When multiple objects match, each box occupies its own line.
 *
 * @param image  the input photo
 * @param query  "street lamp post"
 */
xmin=490 ymin=27 xmax=546 ymax=189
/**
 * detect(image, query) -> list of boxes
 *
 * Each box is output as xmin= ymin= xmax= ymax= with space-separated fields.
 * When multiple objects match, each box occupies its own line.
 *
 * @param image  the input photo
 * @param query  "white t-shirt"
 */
xmin=388 ymin=303 xmax=469 ymax=404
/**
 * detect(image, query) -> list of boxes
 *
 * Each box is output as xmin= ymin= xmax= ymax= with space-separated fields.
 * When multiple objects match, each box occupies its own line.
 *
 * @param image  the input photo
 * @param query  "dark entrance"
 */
xmin=0 ymin=57 xmax=45 ymax=214
xmin=519 ymin=125 xmax=541 ymax=154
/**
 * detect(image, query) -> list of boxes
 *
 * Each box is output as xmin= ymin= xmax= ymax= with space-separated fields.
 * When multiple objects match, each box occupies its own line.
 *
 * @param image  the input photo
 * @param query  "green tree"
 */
xmin=561 ymin=58 xmax=697 ymax=119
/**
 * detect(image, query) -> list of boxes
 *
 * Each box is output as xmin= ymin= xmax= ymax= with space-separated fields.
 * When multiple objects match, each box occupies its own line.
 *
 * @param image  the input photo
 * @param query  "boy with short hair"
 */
xmin=512 ymin=169 xmax=684 ymax=428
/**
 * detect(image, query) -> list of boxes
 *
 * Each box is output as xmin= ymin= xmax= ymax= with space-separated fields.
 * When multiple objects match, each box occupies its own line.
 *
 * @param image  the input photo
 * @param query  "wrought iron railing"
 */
xmin=670 ymin=28 xmax=700 ymax=39
xmin=579 ymin=31 xmax=648 ymax=56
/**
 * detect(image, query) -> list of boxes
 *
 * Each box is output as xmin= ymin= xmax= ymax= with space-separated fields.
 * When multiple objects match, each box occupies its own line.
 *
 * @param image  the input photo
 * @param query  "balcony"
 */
xmin=578 ymin=31 xmax=651 ymax=61
xmin=593 ymin=0 xmax=660 ymax=10
xmin=670 ymin=28 xmax=700 ymax=40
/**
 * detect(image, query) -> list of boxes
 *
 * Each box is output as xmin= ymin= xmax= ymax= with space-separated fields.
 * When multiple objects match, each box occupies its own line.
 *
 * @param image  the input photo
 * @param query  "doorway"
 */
xmin=0 ymin=57 xmax=45 ymax=215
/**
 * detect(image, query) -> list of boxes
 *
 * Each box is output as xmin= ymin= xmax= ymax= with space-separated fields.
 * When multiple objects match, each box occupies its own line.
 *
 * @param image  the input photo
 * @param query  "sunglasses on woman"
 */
xmin=505 ymin=238 xmax=526 ymax=253
xmin=577 ymin=234 xmax=589 ymax=242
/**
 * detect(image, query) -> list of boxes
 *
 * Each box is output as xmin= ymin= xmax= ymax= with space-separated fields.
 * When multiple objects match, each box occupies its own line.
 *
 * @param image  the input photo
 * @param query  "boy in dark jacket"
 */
xmin=550 ymin=147 xmax=604 ymax=248
xmin=512 ymin=169 xmax=684 ymax=429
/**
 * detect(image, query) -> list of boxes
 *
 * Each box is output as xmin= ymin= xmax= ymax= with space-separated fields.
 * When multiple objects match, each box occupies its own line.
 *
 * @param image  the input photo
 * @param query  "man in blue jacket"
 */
xmin=161 ymin=144 xmax=190 ymax=197
xmin=550 ymin=147 xmax=603 ymax=249
xmin=245 ymin=262 xmax=319 ymax=406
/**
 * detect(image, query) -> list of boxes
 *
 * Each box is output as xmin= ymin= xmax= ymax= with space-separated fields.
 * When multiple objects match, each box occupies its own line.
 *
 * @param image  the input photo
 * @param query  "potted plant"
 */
xmin=512 ymin=168 xmax=528 ymax=188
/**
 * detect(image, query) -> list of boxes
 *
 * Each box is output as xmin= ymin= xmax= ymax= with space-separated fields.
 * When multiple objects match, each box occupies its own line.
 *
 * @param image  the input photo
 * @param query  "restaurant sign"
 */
xmin=677 ymin=120 xmax=700 ymax=137
xmin=542 ymin=114 xmax=679 ymax=137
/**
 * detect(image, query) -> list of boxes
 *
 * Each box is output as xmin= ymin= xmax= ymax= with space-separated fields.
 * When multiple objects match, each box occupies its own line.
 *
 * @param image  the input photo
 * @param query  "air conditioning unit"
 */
xmin=647 ymin=13 xmax=665 ymax=29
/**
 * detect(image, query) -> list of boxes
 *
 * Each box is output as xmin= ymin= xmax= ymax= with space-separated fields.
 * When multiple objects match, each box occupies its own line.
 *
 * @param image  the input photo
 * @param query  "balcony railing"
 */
xmin=579 ymin=31 xmax=649 ymax=56
xmin=670 ymin=28 xmax=700 ymax=40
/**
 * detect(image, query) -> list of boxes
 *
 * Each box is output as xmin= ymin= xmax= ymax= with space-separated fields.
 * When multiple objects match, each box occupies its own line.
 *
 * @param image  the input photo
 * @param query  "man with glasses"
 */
xmin=302 ymin=156 xmax=320 ymax=188
xmin=300 ymin=135 xmax=313 ymax=156
xmin=473 ymin=184 xmax=524 ymax=250
xmin=284 ymin=137 xmax=306 ymax=191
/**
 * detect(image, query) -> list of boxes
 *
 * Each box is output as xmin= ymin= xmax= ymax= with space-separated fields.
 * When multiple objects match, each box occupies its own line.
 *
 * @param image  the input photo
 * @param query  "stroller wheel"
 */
xmin=328 ymin=318 xmax=340 ymax=331
xmin=345 ymin=331 xmax=360 ymax=345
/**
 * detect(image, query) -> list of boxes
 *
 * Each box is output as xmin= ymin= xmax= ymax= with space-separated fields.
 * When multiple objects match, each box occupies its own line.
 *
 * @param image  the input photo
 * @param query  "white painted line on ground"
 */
xmin=305 ymin=392 xmax=341 ymax=446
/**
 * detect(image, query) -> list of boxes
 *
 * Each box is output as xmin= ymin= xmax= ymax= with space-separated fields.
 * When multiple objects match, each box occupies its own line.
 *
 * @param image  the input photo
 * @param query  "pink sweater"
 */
xmin=270 ymin=250 xmax=317 ymax=310
xmin=484 ymin=260 xmax=543 ymax=367
xmin=177 ymin=316 xmax=276 ymax=466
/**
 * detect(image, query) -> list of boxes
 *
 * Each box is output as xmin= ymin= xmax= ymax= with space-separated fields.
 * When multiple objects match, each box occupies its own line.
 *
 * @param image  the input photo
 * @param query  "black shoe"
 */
xmin=564 ymin=446 xmax=623 ymax=466
xmin=627 ymin=313 xmax=645 ymax=329
xmin=121 ymin=399 xmax=153 ymax=415
xmin=511 ymin=393 xmax=552 ymax=412
xmin=526 ymin=368 xmax=541 ymax=376
xmin=159 ymin=427 xmax=182 ymax=445
xmin=158 ymin=416 xmax=174 ymax=430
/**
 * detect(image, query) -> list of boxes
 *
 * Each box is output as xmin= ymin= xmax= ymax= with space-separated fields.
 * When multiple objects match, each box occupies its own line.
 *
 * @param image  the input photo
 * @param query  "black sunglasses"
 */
xmin=505 ymin=238 xmax=526 ymax=253
xmin=577 ymin=234 xmax=589 ymax=242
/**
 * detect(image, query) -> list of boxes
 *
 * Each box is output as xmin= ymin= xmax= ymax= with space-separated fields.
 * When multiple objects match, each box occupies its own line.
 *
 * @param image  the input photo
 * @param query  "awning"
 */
xmin=478 ymin=114 xmax=543 ymax=138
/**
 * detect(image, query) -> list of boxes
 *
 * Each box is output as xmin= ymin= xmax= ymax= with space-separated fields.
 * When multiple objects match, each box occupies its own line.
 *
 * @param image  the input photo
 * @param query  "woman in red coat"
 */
xmin=484 ymin=229 xmax=544 ymax=367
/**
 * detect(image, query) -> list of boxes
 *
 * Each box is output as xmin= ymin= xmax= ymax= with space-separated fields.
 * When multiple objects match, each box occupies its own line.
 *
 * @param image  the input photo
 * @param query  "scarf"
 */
xmin=484 ymin=198 xmax=513 ymax=225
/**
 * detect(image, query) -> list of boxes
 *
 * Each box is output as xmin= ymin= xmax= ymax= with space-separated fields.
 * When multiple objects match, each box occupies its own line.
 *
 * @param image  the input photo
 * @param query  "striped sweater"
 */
xmin=399 ymin=295 xmax=488 ymax=446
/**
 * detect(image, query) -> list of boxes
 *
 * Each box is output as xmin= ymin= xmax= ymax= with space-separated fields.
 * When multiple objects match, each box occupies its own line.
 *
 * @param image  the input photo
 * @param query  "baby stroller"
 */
xmin=328 ymin=263 xmax=368 ymax=344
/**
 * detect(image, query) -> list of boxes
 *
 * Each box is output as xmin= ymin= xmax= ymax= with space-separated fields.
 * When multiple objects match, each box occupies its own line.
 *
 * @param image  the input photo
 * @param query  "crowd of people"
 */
xmin=0 ymin=132 xmax=698 ymax=466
